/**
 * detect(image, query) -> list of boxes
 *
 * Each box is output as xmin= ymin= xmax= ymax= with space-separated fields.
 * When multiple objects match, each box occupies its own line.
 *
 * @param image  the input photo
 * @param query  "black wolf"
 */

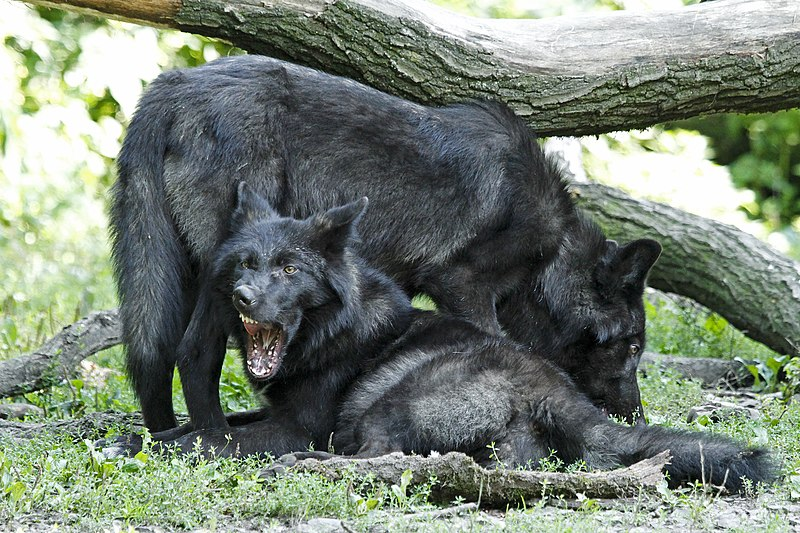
xmin=307 ymin=314 xmax=776 ymax=493
xmin=103 ymin=184 xmax=414 ymax=456
xmin=111 ymin=55 xmax=660 ymax=432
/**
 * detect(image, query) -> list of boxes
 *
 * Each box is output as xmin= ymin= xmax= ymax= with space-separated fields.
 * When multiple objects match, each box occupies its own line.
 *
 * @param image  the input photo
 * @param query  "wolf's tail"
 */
xmin=590 ymin=422 xmax=777 ymax=493
xmin=109 ymin=71 xmax=192 ymax=432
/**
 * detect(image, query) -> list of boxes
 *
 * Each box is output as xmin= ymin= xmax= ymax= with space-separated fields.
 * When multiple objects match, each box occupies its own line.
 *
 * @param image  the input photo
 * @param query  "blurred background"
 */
xmin=1 ymin=0 xmax=798 ymax=413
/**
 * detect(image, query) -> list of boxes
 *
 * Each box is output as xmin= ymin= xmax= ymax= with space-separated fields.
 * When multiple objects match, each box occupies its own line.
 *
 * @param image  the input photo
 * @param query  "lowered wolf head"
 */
xmin=214 ymin=182 xmax=367 ymax=382
xmin=500 ymin=220 xmax=661 ymax=426
xmin=545 ymin=233 xmax=662 ymax=425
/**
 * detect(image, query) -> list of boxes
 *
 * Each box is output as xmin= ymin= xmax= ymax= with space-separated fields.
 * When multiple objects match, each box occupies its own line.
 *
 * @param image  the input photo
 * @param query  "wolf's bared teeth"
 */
xmin=240 ymin=313 xmax=258 ymax=325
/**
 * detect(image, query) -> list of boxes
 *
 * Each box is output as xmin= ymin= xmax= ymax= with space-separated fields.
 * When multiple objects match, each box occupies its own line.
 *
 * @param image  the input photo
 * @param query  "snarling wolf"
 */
xmin=103 ymin=184 xmax=413 ymax=456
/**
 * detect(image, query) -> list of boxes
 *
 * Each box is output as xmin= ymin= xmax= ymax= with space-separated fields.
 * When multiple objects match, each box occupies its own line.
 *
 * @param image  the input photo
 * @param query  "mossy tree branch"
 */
xmin=17 ymin=0 xmax=800 ymax=136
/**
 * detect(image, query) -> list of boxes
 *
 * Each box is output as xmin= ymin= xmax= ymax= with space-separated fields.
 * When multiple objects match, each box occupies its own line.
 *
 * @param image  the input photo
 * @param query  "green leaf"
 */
xmin=6 ymin=481 xmax=26 ymax=503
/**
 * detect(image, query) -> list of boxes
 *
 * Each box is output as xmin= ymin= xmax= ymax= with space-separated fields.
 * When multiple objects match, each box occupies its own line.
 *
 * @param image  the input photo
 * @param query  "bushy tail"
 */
xmin=109 ymin=71 xmax=193 ymax=431
xmin=594 ymin=423 xmax=777 ymax=493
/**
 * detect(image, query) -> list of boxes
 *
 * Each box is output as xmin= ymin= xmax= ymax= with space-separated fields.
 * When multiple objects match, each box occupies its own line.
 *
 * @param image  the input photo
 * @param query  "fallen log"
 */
xmin=0 ymin=309 xmax=121 ymax=398
xmin=263 ymin=450 xmax=670 ymax=506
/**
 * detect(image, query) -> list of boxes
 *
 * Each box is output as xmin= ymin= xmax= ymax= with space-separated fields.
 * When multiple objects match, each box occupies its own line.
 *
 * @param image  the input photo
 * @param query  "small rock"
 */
xmin=297 ymin=518 xmax=346 ymax=532
xmin=686 ymin=400 xmax=759 ymax=424
xmin=0 ymin=403 xmax=44 ymax=420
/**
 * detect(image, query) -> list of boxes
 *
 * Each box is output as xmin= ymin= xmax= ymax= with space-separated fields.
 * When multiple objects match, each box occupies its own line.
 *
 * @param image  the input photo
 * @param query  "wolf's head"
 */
xmin=214 ymin=182 xmax=367 ymax=382
xmin=500 ymin=220 xmax=661 ymax=425
xmin=545 ymin=232 xmax=661 ymax=425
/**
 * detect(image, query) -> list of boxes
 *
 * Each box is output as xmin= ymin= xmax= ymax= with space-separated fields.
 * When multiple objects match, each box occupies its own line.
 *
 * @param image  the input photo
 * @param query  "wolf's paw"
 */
xmin=95 ymin=434 xmax=145 ymax=459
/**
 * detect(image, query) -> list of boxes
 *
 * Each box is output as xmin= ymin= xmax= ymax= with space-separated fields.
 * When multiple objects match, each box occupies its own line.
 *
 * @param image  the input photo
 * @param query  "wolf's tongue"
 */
xmin=243 ymin=321 xmax=261 ymax=336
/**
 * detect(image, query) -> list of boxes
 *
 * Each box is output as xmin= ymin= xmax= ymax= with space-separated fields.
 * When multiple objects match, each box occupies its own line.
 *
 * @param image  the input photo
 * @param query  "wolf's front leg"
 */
xmin=169 ymin=417 xmax=315 ymax=459
xmin=176 ymin=289 xmax=230 ymax=431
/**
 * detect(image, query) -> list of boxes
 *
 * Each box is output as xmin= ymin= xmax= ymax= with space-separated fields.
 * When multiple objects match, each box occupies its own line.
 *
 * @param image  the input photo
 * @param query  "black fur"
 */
xmin=326 ymin=316 xmax=776 ymax=493
xmin=110 ymin=55 xmax=660 ymax=431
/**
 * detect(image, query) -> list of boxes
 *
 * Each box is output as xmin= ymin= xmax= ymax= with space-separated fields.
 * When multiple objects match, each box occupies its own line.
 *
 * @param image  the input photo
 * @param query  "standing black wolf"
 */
xmin=111 ymin=55 xmax=660 ymax=432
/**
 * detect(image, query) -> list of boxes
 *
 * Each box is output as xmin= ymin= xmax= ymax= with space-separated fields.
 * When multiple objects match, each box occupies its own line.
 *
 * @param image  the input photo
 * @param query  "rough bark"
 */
xmin=19 ymin=0 xmax=800 ymax=136
xmin=0 ymin=411 xmax=142 ymax=441
xmin=263 ymin=451 xmax=669 ymax=505
xmin=0 ymin=309 xmax=121 ymax=398
xmin=573 ymin=183 xmax=800 ymax=357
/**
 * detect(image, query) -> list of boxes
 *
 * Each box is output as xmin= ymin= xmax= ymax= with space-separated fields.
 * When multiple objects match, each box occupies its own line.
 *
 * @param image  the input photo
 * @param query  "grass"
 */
xmin=644 ymin=290 xmax=778 ymax=362
xmin=2 ymin=351 xmax=799 ymax=531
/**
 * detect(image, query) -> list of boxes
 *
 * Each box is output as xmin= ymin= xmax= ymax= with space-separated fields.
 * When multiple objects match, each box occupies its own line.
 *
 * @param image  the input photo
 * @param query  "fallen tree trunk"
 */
xmin=0 ymin=309 xmax=121 ymax=397
xmin=574 ymin=183 xmax=800 ymax=357
xmin=263 ymin=451 xmax=669 ymax=505
xmin=19 ymin=0 xmax=800 ymax=137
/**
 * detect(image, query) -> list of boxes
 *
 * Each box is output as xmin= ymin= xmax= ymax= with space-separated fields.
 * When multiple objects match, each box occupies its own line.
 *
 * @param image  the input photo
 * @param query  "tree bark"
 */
xmin=19 ymin=0 xmax=800 ymax=137
xmin=573 ymin=184 xmax=800 ymax=356
xmin=263 ymin=450 xmax=669 ymax=505
xmin=0 ymin=411 xmax=141 ymax=440
xmin=0 ymin=309 xmax=121 ymax=398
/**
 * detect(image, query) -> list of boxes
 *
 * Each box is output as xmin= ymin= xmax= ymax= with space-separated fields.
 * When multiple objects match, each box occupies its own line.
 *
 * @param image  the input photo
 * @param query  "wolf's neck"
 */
xmin=498 ymin=213 xmax=607 ymax=354
xmin=291 ymin=263 xmax=413 ymax=372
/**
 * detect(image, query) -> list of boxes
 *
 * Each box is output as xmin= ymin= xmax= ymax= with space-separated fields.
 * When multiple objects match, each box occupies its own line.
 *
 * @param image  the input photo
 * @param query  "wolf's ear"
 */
xmin=597 ymin=238 xmax=662 ymax=296
xmin=232 ymin=182 xmax=279 ymax=226
xmin=310 ymin=197 xmax=368 ymax=257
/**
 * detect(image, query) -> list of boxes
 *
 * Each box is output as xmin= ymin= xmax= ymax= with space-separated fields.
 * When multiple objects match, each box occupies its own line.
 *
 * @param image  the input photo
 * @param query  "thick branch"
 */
xmin=0 ymin=309 xmax=121 ymax=398
xmin=266 ymin=451 xmax=669 ymax=506
xmin=0 ymin=411 xmax=141 ymax=440
xmin=574 ymin=183 xmax=800 ymax=357
xmin=19 ymin=0 xmax=800 ymax=136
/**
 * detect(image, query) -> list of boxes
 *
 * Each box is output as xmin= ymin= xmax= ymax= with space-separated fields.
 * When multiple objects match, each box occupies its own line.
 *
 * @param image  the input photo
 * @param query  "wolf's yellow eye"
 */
xmin=241 ymin=260 xmax=250 ymax=269
xmin=628 ymin=344 xmax=641 ymax=357
xmin=283 ymin=265 xmax=298 ymax=275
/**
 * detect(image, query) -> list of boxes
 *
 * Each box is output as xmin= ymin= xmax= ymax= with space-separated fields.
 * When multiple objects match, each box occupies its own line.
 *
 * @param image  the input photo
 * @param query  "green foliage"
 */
xmin=19 ymin=356 xmax=138 ymax=420
xmin=736 ymin=355 xmax=800 ymax=399
xmin=644 ymin=292 xmax=777 ymax=362
xmin=674 ymin=111 xmax=800 ymax=231
xmin=0 ymin=5 xmax=241 ymax=364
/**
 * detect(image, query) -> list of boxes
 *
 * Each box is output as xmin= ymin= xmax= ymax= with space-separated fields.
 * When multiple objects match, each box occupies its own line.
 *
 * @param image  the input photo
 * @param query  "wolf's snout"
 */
xmin=233 ymin=285 xmax=258 ymax=311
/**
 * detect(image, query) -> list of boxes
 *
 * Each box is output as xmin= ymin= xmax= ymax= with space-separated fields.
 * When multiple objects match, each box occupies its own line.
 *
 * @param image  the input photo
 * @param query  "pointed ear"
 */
xmin=598 ymin=238 xmax=661 ymax=295
xmin=232 ymin=182 xmax=279 ymax=226
xmin=310 ymin=197 xmax=368 ymax=257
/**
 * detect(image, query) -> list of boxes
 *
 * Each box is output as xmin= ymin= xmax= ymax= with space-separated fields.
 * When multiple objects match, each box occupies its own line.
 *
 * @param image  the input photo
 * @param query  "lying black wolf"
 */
xmin=111 ymin=55 xmax=660 ymax=432
xmin=108 ymin=187 xmax=773 ymax=494
xmin=296 ymin=311 xmax=776 ymax=493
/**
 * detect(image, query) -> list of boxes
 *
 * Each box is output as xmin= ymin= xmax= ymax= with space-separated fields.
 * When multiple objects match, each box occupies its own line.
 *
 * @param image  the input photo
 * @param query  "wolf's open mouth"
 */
xmin=239 ymin=313 xmax=286 ymax=379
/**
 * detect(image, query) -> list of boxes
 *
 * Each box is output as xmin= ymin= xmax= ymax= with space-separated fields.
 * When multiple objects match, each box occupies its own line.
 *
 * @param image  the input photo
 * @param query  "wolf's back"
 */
xmin=109 ymin=70 xmax=194 ymax=431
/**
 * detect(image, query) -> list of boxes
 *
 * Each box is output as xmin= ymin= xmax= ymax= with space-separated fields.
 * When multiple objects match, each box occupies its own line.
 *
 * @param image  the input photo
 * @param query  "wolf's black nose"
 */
xmin=233 ymin=285 xmax=258 ymax=309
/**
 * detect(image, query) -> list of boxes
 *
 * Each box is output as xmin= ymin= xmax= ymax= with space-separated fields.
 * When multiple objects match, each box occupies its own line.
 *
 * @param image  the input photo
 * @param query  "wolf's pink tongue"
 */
xmin=243 ymin=321 xmax=261 ymax=336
